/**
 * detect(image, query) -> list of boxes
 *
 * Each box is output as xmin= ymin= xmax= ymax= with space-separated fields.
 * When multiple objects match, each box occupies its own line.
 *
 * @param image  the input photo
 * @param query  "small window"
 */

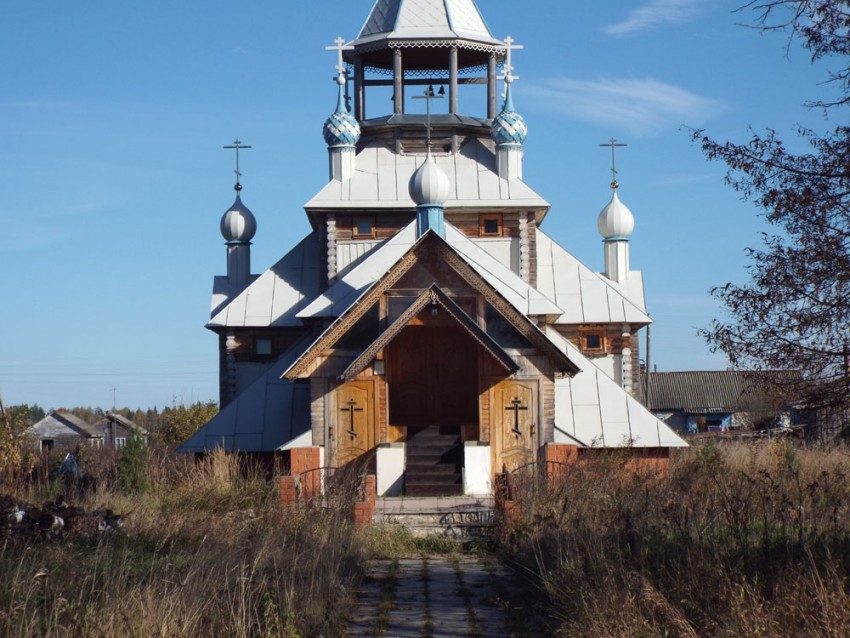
xmin=353 ymin=217 xmax=375 ymax=239
xmin=580 ymin=330 xmax=605 ymax=353
xmin=115 ymin=437 xmax=127 ymax=450
xmin=40 ymin=439 xmax=54 ymax=452
xmin=479 ymin=214 xmax=502 ymax=237
xmin=256 ymin=338 xmax=273 ymax=356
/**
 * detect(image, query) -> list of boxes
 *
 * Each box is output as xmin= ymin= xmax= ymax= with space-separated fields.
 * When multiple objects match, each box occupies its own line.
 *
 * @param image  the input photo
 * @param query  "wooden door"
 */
xmin=332 ymin=381 xmax=374 ymax=467
xmin=388 ymin=326 xmax=478 ymax=426
xmin=492 ymin=380 xmax=537 ymax=473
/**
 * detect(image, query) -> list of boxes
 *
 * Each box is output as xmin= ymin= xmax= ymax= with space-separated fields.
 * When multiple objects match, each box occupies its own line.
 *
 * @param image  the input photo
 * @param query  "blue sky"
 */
xmin=0 ymin=1 xmax=836 ymax=410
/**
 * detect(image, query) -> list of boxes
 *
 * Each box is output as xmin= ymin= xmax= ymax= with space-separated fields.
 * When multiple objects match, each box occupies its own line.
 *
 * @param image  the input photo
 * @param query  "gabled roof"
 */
xmin=535 ymin=229 xmax=651 ymax=326
xmin=544 ymin=327 xmax=687 ymax=448
xmin=340 ymin=284 xmax=519 ymax=381
xmin=177 ymin=336 xmax=314 ymax=453
xmin=208 ymin=232 xmax=322 ymax=329
xmin=95 ymin=412 xmax=148 ymax=436
xmin=641 ymin=370 xmax=803 ymax=414
xmin=305 ymin=140 xmax=550 ymax=218
xmin=299 ymin=221 xmax=563 ymax=321
xmin=286 ymin=230 xmax=580 ymax=380
xmin=26 ymin=411 xmax=102 ymax=439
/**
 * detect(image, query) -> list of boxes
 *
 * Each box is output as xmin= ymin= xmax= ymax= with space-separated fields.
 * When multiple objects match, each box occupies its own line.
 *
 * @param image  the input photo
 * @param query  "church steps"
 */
xmin=404 ymin=425 xmax=463 ymax=496
xmin=373 ymin=496 xmax=496 ymax=539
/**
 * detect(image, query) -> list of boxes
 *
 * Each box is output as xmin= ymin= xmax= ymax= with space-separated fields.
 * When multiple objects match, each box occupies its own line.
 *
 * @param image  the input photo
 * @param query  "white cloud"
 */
xmin=603 ymin=0 xmax=705 ymax=36
xmin=524 ymin=77 xmax=722 ymax=136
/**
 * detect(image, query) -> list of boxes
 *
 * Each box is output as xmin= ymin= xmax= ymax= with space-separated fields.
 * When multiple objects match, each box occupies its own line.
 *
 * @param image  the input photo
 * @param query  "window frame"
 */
xmin=479 ymin=214 xmax=503 ymax=237
xmin=353 ymin=216 xmax=376 ymax=239
xmin=579 ymin=328 xmax=606 ymax=354
xmin=255 ymin=337 xmax=273 ymax=356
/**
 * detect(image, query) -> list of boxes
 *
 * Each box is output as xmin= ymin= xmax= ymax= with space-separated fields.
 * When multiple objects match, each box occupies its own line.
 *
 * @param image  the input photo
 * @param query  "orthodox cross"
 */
xmin=505 ymin=397 xmax=528 ymax=437
xmin=599 ymin=137 xmax=627 ymax=190
xmin=412 ymin=85 xmax=444 ymax=147
xmin=223 ymin=139 xmax=252 ymax=190
xmin=326 ymin=36 xmax=351 ymax=82
xmin=340 ymin=399 xmax=363 ymax=440
xmin=499 ymin=35 xmax=523 ymax=90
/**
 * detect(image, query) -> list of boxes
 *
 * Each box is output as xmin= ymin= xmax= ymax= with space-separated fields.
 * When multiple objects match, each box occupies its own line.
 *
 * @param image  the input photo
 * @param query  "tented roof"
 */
xmin=349 ymin=0 xmax=504 ymax=69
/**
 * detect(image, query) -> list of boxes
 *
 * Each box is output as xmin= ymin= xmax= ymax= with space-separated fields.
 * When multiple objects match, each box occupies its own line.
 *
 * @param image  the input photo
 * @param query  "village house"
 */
xmin=643 ymin=370 xmax=806 ymax=434
xmin=24 ymin=410 xmax=104 ymax=452
xmin=93 ymin=412 xmax=148 ymax=450
xmin=179 ymin=0 xmax=687 ymax=509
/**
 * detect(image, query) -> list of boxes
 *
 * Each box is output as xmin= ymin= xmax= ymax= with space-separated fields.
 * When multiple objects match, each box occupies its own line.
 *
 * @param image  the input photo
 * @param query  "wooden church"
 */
xmin=179 ymin=0 xmax=687 ymax=499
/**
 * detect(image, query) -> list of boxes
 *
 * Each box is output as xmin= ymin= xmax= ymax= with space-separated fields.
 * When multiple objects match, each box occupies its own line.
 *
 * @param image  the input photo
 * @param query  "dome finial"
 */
xmin=323 ymin=37 xmax=361 ymax=149
xmin=223 ymin=139 xmax=252 ymax=191
xmin=599 ymin=137 xmax=627 ymax=191
xmin=412 ymin=85 xmax=444 ymax=149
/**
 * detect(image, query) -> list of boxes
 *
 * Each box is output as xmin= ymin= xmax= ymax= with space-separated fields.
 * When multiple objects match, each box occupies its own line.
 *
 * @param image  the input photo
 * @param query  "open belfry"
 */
xmin=180 ymin=0 xmax=687 ymax=507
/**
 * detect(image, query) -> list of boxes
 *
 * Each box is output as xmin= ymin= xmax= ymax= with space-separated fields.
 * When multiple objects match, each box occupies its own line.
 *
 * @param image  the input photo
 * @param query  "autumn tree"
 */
xmin=156 ymin=401 xmax=219 ymax=448
xmin=695 ymin=1 xmax=850 ymax=415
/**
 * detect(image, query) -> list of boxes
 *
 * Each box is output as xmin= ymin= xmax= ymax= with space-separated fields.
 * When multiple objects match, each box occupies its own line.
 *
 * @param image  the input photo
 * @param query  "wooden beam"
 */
xmin=393 ymin=48 xmax=403 ymax=114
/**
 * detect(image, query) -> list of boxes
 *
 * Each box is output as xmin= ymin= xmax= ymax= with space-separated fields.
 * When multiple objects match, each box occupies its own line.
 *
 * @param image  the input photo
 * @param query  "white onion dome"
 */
xmin=597 ymin=190 xmax=635 ymax=239
xmin=323 ymin=80 xmax=361 ymax=147
xmin=490 ymin=83 xmax=528 ymax=146
xmin=220 ymin=192 xmax=257 ymax=243
xmin=408 ymin=150 xmax=451 ymax=206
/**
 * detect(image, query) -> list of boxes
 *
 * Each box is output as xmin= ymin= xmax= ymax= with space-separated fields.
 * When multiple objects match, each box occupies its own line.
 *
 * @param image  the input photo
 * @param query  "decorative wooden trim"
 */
xmin=339 ymin=284 xmax=518 ymax=382
xmin=518 ymin=211 xmax=529 ymax=282
xmin=285 ymin=232 xmax=580 ymax=381
xmin=326 ymin=213 xmax=338 ymax=282
xmin=437 ymin=245 xmax=580 ymax=375
xmin=284 ymin=250 xmax=420 ymax=380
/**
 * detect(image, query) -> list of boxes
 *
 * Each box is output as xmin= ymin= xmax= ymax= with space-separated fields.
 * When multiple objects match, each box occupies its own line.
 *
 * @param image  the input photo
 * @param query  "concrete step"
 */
xmin=374 ymin=496 xmax=496 ymax=539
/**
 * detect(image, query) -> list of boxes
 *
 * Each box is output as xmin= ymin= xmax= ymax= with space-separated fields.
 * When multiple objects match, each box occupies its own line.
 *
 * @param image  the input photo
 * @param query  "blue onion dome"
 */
xmin=220 ymin=192 xmax=257 ymax=243
xmin=490 ymin=83 xmax=528 ymax=146
xmin=409 ymin=149 xmax=451 ymax=206
xmin=323 ymin=79 xmax=361 ymax=147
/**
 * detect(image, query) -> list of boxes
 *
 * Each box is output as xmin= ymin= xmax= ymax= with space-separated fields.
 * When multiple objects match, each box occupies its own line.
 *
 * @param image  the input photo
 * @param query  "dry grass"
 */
xmin=500 ymin=440 xmax=850 ymax=638
xmin=0 ymin=448 xmax=363 ymax=637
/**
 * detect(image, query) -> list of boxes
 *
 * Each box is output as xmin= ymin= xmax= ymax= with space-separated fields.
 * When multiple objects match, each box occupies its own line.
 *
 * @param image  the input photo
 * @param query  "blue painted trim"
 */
xmin=602 ymin=237 xmax=630 ymax=242
xmin=416 ymin=204 xmax=446 ymax=238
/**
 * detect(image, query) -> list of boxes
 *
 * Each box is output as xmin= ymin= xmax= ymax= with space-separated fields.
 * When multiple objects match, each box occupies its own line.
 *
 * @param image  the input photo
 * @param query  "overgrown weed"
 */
xmin=0 ymin=447 xmax=363 ymax=637
xmin=500 ymin=440 xmax=850 ymax=637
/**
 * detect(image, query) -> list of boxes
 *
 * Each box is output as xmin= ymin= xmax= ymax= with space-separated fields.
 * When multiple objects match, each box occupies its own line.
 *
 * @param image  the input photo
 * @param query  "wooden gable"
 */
xmin=284 ymin=231 xmax=579 ymax=381
xmin=340 ymin=285 xmax=519 ymax=382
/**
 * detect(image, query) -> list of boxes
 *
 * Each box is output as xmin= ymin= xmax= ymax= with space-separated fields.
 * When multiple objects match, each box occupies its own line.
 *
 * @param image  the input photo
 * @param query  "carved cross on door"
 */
xmin=340 ymin=400 xmax=363 ymax=440
xmin=505 ymin=397 xmax=528 ymax=438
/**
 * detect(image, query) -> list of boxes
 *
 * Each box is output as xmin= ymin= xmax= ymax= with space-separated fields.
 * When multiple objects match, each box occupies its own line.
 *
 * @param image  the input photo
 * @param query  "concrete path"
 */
xmin=346 ymin=555 xmax=514 ymax=637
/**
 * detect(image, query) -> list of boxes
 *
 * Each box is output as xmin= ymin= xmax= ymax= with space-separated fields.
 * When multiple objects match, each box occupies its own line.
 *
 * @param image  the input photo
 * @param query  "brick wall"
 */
xmin=353 ymin=475 xmax=376 ymax=528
